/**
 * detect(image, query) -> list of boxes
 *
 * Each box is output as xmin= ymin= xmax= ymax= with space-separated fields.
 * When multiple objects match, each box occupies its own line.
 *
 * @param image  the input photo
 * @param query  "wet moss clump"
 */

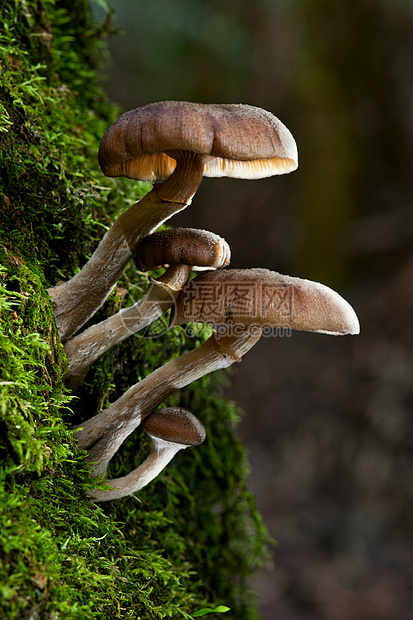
xmin=0 ymin=1 xmax=270 ymax=618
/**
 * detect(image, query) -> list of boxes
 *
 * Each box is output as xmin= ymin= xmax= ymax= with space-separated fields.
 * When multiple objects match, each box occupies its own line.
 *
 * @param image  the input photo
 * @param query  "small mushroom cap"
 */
xmin=98 ymin=101 xmax=298 ymax=182
xmin=135 ymin=227 xmax=231 ymax=271
xmin=170 ymin=268 xmax=360 ymax=336
xmin=141 ymin=407 xmax=206 ymax=446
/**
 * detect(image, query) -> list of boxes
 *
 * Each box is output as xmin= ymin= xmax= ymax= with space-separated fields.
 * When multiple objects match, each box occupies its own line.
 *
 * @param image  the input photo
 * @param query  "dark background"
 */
xmin=96 ymin=1 xmax=413 ymax=617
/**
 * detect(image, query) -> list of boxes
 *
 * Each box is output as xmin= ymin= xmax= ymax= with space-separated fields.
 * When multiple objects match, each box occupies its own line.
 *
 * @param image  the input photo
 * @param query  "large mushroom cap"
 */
xmin=142 ymin=407 xmax=206 ymax=446
xmin=170 ymin=268 xmax=360 ymax=336
xmin=98 ymin=101 xmax=298 ymax=182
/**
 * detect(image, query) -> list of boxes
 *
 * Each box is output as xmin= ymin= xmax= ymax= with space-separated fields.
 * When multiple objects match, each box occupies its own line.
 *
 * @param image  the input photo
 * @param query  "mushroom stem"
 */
xmin=88 ymin=437 xmax=184 ymax=502
xmin=75 ymin=329 xmax=261 ymax=478
xmin=48 ymin=154 xmax=205 ymax=342
xmin=155 ymin=151 xmax=206 ymax=203
xmin=63 ymin=264 xmax=192 ymax=390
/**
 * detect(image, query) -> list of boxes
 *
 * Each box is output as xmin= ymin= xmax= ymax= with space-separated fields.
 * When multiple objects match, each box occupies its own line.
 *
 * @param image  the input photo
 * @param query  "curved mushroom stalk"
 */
xmin=88 ymin=407 xmax=206 ymax=502
xmin=63 ymin=228 xmax=231 ymax=390
xmin=48 ymin=101 xmax=298 ymax=342
xmin=47 ymin=175 xmax=199 ymax=343
xmin=75 ymin=268 xmax=358 ymax=479
xmin=75 ymin=329 xmax=260 ymax=478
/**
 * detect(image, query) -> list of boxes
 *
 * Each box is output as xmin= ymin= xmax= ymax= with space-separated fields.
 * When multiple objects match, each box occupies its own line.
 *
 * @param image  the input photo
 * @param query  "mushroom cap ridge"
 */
xmin=170 ymin=268 xmax=360 ymax=336
xmin=98 ymin=101 xmax=298 ymax=182
xmin=141 ymin=407 xmax=206 ymax=446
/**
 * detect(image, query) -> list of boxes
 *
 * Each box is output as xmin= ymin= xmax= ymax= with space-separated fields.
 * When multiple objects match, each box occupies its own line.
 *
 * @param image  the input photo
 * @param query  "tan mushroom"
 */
xmin=63 ymin=227 xmax=230 ymax=390
xmin=75 ymin=268 xmax=358 ymax=479
xmin=48 ymin=101 xmax=298 ymax=342
xmin=88 ymin=407 xmax=206 ymax=502
xmin=170 ymin=268 xmax=360 ymax=336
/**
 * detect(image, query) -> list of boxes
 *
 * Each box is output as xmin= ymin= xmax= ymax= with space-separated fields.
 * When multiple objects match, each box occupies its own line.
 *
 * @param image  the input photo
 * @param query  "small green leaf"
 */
xmin=192 ymin=605 xmax=230 ymax=617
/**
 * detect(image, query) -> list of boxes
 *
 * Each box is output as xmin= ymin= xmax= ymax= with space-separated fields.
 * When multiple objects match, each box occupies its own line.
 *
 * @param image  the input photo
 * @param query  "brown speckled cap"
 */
xmin=142 ymin=407 xmax=206 ymax=446
xmin=135 ymin=227 xmax=230 ymax=271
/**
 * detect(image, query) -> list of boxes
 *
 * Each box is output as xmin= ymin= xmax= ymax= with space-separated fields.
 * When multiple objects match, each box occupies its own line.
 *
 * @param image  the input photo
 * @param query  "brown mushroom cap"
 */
xmin=141 ymin=407 xmax=206 ymax=446
xmin=98 ymin=101 xmax=298 ymax=182
xmin=135 ymin=227 xmax=231 ymax=271
xmin=170 ymin=268 xmax=360 ymax=336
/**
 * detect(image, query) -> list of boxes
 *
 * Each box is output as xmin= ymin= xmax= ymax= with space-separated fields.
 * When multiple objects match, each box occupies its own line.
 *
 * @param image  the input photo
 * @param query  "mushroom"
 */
xmin=88 ymin=407 xmax=206 ymax=502
xmin=170 ymin=268 xmax=361 ymax=336
xmin=47 ymin=101 xmax=298 ymax=342
xmin=63 ymin=227 xmax=231 ymax=390
xmin=74 ymin=268 xmax=359 ymax=479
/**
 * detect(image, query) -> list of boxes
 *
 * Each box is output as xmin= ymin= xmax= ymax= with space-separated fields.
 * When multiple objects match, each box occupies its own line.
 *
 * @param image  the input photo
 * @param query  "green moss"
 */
xmin=0 ymin=1 xmax=270 ymax=618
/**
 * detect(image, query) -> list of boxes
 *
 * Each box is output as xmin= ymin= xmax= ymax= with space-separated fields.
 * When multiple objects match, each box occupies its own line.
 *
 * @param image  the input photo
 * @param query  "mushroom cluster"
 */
xmin=63 ymin=227 xmax=231 ymax=390
xmin=50 ymin=101 xmax=359 ymax=501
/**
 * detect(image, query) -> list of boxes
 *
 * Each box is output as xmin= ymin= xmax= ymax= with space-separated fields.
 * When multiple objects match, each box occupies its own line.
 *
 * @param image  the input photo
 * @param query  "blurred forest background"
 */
xmin=94 ymin=0 xmax=413 ymax=618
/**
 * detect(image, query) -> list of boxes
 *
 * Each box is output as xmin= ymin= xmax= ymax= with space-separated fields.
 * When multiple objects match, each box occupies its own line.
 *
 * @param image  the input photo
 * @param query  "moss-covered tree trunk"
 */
xmin=0 ymin=2 xmax=269 ymax=618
